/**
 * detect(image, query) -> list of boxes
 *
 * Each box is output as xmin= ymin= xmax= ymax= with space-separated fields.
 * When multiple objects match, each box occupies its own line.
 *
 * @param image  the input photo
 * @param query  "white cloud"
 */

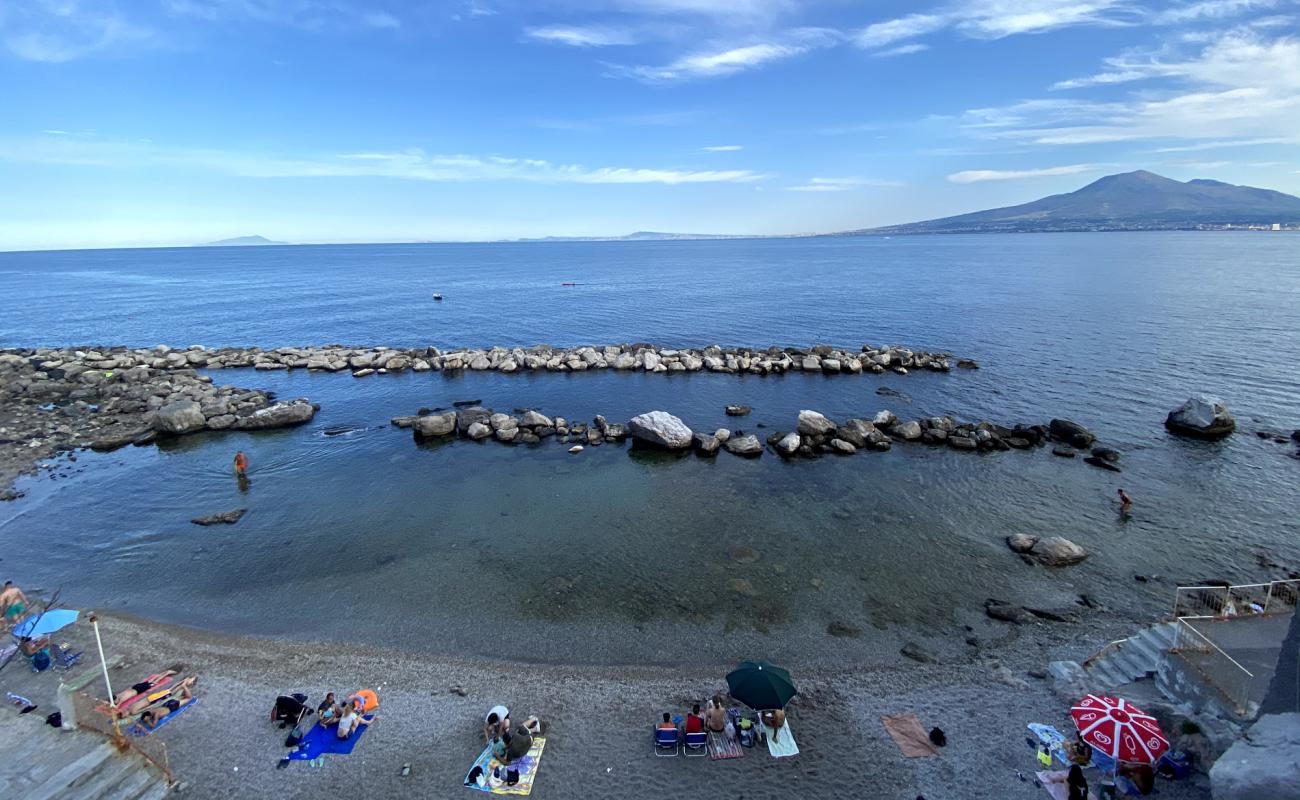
xmin=872 ymin=43 xmax=931 ymax=58
xmin=614 ymin=41 xmax=805 ymax=81
xmin=854 ymin=1 xmax=1137 ymax=53
xmin=0 ymin=137 xmax=763 ymax=186
xmin=1154 ymin=0 xmax=1279 ymax=24
xmin=1153 ymin=136 xmax=1297 ymax=151
xmin=605 ymin=0 xmax=794 ymax=18
xmin=787 ymin=177 xmax=902 ymax=191
xmin=947 ymin=164 xmax=1101 ymax=182
xmin=702 ymin=145 xmax=743 ymax=151
xmin=526 ymin=25 xmax=636 ymax=47
xmin=3 ymin=0 xmax=151 ymax=62
xmin=967 ymin=29 xmax=1300 ymax=147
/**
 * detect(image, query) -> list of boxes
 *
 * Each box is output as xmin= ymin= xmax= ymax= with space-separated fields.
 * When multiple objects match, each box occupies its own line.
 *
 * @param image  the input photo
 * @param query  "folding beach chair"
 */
xmin=683 ymin=730 xmax=708 ymax=757
xmin=654 ymin=727 xmax=680 ymax=756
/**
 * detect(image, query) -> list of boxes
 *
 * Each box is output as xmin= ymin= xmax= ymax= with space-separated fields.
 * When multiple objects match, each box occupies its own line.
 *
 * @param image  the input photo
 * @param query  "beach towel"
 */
xmin=1036 ymin=770 xmax=1097 ymax=800
xmin=707 ymin=730 xmax=744 ymax=760
xmin=281 ymin=718 xmax=372 ymax=763
xmin=1029 ymin=723 xmax=1068 ymax=767
xmin=882 ymin=714 xmax=938 ymax=758
xmin=128 ymin=699 xmax=197 ymax=737
xmin=464 ymin=736 xmax=547 ymax=796
xmin=762 ymin=722 xmax=799 ymax=758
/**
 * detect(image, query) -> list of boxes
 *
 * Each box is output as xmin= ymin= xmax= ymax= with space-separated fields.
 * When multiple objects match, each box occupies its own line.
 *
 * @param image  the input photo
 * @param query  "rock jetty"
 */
xmin=0 ymin=346 xmax=318 ymax=494
xmin=0 ymin=343 xmax=961 ymax=378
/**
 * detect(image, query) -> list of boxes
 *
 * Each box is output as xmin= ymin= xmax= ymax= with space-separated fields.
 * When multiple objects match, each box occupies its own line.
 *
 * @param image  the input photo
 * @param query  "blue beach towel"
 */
xmin=129 ymin=699 xmax=197 ymax=737
xmin=282 ymin=718 xmax=372 ymax=763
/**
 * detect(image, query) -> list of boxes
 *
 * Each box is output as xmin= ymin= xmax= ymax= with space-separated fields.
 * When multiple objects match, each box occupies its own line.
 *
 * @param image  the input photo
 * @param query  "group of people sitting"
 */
xmin=482 ymin=704 xmax=543 ymax=765
xmin=315 ymin=689 xmax=379 ymax=740
xmin=657 ymin=695 xmax=787 ymax=745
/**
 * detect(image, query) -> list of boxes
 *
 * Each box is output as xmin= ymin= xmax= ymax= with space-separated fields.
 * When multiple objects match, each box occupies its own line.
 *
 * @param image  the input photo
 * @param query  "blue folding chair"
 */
xmin=655 ymin=727 xmax=680 ymax=756
xmin=683 ymin=730 xmax=708 ymax=757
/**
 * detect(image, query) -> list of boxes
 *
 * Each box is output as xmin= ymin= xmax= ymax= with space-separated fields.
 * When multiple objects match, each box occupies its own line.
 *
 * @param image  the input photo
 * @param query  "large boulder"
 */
xmin=1210 ymin=713 xmax=1300 ymax=800
xmin=1006 ymin=534 xmax=1038 ymax=554
xmin=692 ymin=431 xmax=722 ymax=456
xmin=723 ymin=434 xmax=763 ymax=457
xmin=153 ymin=400 xmax=206 ymax=434
xmin=1165 ymin=395 xmax=1236 ymax=439
xmin=1049 ymin=419 xmax=1096 ymax=448
xmin=891 ymin=421 xmax=922 ymax=441
xmin=773 ymin=432 xmax=800 ymax=457
xmin=412 ymin=410 xmax=457 ymax=438
xmin=230 ymin=401 xmax=317 ymax=430
xmin=519 ymin=410 xmax=553 ymax=428
xmin=628 ymin=411 xmax=693 ymax=449
xmin=797 ymin=410 xmax=836 ymax=437
xmin=1032 ymin=536 xmax=1089 ymax=567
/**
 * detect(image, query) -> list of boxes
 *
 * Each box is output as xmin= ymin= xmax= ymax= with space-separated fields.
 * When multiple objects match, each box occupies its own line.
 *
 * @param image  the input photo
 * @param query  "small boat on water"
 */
xmin=432 ymin=293 xmax=443 ymax=300
xmin=561 ymin=282 xmax=580 ymax=286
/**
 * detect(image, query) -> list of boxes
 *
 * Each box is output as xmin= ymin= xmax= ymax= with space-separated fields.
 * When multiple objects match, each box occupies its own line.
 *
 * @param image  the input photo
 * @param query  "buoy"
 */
xmin=568 ymin=445 xmax=584 ymax=454
xmin=432 ymin=293 xmax=443 ymax=300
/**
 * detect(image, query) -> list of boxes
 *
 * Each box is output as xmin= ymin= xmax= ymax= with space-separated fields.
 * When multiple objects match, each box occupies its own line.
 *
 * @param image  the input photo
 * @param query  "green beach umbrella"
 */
xmin=726 ymin=660 xmax=798 ymax=710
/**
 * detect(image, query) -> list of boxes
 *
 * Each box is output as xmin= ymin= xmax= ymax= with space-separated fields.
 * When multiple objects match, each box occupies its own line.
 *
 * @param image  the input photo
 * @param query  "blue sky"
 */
xmin=1 ymin=0 xmax=1298 ymax=249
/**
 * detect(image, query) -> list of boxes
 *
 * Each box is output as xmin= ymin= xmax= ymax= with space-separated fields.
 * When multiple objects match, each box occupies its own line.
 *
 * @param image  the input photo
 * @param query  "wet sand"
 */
xmin=0 ymin=611 xmax=1212 ymax=799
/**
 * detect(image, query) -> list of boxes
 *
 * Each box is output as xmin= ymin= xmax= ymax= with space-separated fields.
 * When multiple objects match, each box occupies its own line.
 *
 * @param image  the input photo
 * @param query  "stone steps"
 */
xmin=1084 ymin=621 xmax=1179 ymax=691
xmin=1 ymin=715 xmax=169 ymax=800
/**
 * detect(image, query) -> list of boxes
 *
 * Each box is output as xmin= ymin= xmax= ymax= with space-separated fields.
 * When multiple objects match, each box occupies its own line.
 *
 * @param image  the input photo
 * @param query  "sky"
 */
xmin=1 ymin=0 xmax=1298 ymax=250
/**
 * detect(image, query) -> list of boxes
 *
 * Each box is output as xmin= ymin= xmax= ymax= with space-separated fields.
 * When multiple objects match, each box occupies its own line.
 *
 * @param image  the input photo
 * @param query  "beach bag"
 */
xmin=739 ymin=721 xmax=757 ymax=748
xmin=31 ymin=650 xmax=51 ymax=672
xmin=285 ymin=723 xmax=307 ymax=747
xmin=929 ymin=727 xmax=946 ymax=747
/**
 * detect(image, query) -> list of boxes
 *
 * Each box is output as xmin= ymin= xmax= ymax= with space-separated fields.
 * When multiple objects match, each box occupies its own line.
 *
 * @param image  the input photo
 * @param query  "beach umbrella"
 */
xmin=1070 ymin=695 xmax=1169 ymax=764
xmin=726 ymin=660 xmax=798 ymax=710
xmin=12 ymin=609 xmax=80 ymax=639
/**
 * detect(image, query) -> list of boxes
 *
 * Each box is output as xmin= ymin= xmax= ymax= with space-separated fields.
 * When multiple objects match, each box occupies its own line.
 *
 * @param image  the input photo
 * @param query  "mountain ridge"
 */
xmin=842 ymin=170 xmax=1300 ymax=235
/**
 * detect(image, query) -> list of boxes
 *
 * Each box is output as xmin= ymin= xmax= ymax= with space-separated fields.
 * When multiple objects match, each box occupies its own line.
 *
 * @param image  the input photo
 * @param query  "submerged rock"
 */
xmin=1049 ymin=419 xmax=1096 ymax=449
xmin=191 ymin=508 xmax=247 ymax=526
xmin=725 ymin=405 xmax=752 ymax=417
xmin=1166 ymin=395 xmax=1236 ymax=439
xmin=1006 ymin=534 xmax=1038 ymax=554
xmin=1032 ymin=536 xmax=1089 ymax=567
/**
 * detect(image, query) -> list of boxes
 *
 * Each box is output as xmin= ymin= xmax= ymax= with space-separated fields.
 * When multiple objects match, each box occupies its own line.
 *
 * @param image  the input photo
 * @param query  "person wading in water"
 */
xmin=234 ymin=451 xmax=250 ymax=489
xmin=1117 ymin=488 xmax=1133 ymax=514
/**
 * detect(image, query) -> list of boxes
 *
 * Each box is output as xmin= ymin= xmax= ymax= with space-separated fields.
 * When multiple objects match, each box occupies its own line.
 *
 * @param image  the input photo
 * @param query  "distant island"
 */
xmin=202 ymin=235 xmax=288 ymax=246
xmin=841 ymin=170 xmax=1300 ymax=235
xmin=513 ymin=231 xmax=777 ymax=242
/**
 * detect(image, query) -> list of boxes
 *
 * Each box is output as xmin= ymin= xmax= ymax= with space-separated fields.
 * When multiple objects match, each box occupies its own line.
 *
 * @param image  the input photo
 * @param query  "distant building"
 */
xmin=1272 ymin=223 xmax=1282 ymax=231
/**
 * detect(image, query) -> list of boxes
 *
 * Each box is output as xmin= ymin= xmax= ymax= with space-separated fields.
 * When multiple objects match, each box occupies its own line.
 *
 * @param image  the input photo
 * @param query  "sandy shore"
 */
xmin=0 ymin=611 xmax=1213 ymax=800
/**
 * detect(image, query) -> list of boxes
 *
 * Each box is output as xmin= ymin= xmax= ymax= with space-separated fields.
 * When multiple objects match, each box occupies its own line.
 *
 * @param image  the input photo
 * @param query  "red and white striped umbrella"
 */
xmin=1070 ymin=695 xmax=1170 ymax=764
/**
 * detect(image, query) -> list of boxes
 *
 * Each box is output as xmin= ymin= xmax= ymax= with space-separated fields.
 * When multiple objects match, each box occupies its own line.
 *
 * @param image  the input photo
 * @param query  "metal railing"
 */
xmin=70 ymin=690 xmax=173 ymax=784
xmin=1173 ymin=579 xmax=1300 ymax=619
xmin=1171 ymin=618 xmax=1258 ymax=716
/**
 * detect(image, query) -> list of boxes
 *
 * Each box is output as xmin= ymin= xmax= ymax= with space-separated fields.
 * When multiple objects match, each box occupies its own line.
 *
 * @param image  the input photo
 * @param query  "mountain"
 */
xmin=846 ymin=171 xmax=1300 ymax=235
xmin=203 ymin=235 xmax=288 ymax=246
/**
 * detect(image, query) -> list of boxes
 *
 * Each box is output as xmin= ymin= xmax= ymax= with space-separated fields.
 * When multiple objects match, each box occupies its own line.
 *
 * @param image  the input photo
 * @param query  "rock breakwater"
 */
xmin=0 ymin=342 xmax=963 ymax=377
xmin=0 ymin=347 xmax=318 ymax=495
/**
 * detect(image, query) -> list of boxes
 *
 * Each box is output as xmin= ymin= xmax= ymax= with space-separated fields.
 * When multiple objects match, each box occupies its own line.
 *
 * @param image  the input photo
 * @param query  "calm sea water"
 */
xmin=1 ymin=234 xmax=1298 ymax=665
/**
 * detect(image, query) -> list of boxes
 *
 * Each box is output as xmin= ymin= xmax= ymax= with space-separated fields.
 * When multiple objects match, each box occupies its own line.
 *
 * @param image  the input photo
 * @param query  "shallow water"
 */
xmin=1 ymin=233 xmax=1298 ymax=664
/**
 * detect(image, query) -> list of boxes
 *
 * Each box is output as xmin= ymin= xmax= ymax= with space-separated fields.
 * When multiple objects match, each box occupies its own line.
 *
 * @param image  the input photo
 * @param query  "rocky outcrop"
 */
xmin=723 ymin=434 xmax=762 ymax=458
xmin=1210 ymin=713 xmax=1300 ymax=800
xmin=796 ymin=410 xmax=836 ymax=437
xmin=725 ymin=405 xmax=751 ymax=416
xmin=153 ymin=400 xmax=207 ymax=435
xmin=412 ymin=410 xmax=457 ymax=438
xmin=1030 ymin=536 xmax=1089 ymax=567
xmin=1006 ymin=534 xmax=1038 ymax=554
xmin=1166 ymin=395 xmax=1236 ymax=439
xmin=628 ymin=411 xmax=693 ymax=450
xmin=692 ymin=431 xmax=722 ymax=456
xmin=773 ymin=432 xmax=801 ymax=457
xmin=228 ymin=400 xmax=317 ymax=430
xmin=1049 ymin=419 xmax=1096 ymax=449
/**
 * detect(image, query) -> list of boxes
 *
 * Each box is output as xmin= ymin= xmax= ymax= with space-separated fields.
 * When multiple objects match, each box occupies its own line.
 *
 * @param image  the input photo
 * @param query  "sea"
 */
xmin=1 ymin=233 xmax=1297 ymax=665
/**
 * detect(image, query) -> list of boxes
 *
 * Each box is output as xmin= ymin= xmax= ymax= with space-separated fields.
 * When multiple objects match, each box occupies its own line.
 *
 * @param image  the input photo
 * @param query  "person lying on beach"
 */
xmin=503 ymin=726 xmax=533 ymax=763
xmin=115 ymin=671 xmax=177 ymax=706
xmin=336 ymin=706 xmax=373 ymax=740
xmin=484 ymin=705 xmax=510 ymax=743
xmin=761 ymin=708 xmax=786 ymax=742
xmin=137 ymin=682 xmax=195 ymax=729
xmin=657 ymin=712 xmax=676 ymax=732
xmin=126 ymin=676 xmax=197 ymax=717
xmin=1 ymin=581 xmax=28 ymax=627
xmin=705 ymin=696 xmax=728 ymax=733
xmin=684 ymin=704 xmax=705 ymax=734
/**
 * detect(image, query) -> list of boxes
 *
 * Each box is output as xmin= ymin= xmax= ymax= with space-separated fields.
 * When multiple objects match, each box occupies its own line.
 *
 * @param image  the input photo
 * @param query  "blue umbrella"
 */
xmin=12 ymin=609 xmax=79 ymax=639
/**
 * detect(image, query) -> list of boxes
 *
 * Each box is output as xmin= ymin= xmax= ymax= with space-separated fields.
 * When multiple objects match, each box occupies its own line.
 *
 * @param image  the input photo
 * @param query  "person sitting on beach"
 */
xmin=336 ymin=706 xmax=373 ymax=740
xmin=484 ymin=705 xmax=510 ymax=743
xmin=1065 ymin=732 xmax=1092 ymax=765
xmin=1 ymin=581 xmax=28 ymax=628
xmin=317 ymin=692 xmax=341 ymax=726
xmin=684 ymin=704 xmax=705 ymax=734
xmin=705 ymin=696 xmax=727 ymax=733
xmin=761 ymin=708 xmax=786 ymax=742
xmin=656 ymin=712 xmax=676 ymax=732
xmin=1066 ymin=765 xmax=1089 ymax=800
xmin=505 ymin=725 xmax=533 ymax=762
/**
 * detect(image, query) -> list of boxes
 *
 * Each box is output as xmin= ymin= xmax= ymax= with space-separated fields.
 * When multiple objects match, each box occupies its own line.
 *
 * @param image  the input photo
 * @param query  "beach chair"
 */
xmin=683 ymin=730 xmax=708 ymax=757
xmin=654 ymin=727 xmax=680 ymax=756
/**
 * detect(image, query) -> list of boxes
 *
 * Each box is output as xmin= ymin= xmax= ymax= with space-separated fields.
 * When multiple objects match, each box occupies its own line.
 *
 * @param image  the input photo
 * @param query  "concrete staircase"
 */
xmin=0 ymin=715 xmax=169 ymax=800
xmin=1083 ymin=621 xmax=1179 ymax=691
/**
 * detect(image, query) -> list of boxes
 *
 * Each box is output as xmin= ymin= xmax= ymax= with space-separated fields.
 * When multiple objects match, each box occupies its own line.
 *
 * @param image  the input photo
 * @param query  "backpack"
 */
xmin=31 ymin=650 xmax=51 ymax=672
xmin=285 ymin=723 xmax=307 ymax=747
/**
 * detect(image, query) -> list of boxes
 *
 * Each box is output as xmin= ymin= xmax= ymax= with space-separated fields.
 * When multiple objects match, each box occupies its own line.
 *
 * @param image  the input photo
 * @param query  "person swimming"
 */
xmin=1117 ymin=488 xmax=1132 ymax=512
